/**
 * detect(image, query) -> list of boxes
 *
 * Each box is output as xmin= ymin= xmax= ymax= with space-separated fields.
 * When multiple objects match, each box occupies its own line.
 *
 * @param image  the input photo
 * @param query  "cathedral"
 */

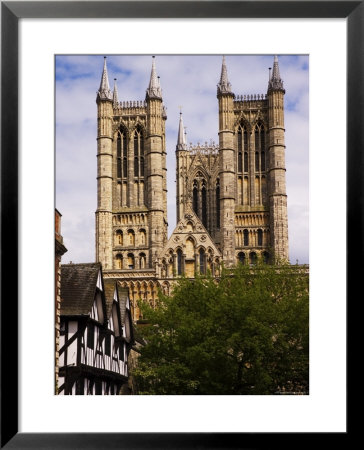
xmin=95 ymin=55 xmax=289 ymax=321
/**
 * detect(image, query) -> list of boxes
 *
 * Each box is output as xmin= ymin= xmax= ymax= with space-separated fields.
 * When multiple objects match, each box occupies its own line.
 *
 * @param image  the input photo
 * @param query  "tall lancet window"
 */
xmin=244 ymin=152 xmax=248 ymax=173
xmin=254 ymin=122 xmax=266 ymax=173
xmin=193 ymin=180 xmax=198 ymax=216
xmin=117 ymin=136 xmax=122 ymax=178
xmin=201 ymin=181 xmax=207 ymax=228
xmin=257 ymin=229 xmax=263 ymax=246
xmin=255 ymin=152 xmax=259 ymax=171
xmin=216 ymin=180 xmax=220 ymax=229
xmin=133 ymin=125 xmax=144 ymax=178
xmin=243 ymin=229 xmax=249 ymax=246
xmin=193 ymin=173 xmax=207 ymax=227
xmin=237 ymin=124 xmax=248 ymax=172
xmin=199 ymin=249 xmax=205 ymax=274
xmin=255 ymin=127 xmax=260 ymax=151
xmin=134 ymin=132 xmax=139 ymax=176
xmin=177 ymin=249 xmax=183 ymax=276
xmin=243 ymin=129 xmax=248 ymax=151
xmin=140 ymin=136 xmax=144 ymax=177
xmin=261 ymin=127 xmax=265 ymax=152
xmin=237 ymin=128 xmax=242 ymax=173
xmin=122 ymin=132 xmax=127 ymax=178
xmin=117 ymin=129 xmax=127 ymax=179
xmin=261 ymin=152 xmax=266 ymax=171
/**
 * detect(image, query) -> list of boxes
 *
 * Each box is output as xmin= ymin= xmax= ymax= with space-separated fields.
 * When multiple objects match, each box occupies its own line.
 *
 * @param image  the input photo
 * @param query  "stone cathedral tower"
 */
xmin=96 ymin=56 xmax=168 ymax=273
xmin=95 ymin=55 xmax=289 ymax=321
xmin=175 ymin=55 xmax=289 ymax=266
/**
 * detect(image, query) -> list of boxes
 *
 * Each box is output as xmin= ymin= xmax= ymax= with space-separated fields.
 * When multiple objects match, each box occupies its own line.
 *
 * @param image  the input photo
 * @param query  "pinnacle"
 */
xmin=217 ymin=55 xmax=232 ymax=95
xmin=176 ymin=111 xmax=187 ymax=151
xmin=97 ymin=56 xmax=112 ymax=101
xmin=268 ymin=55 xmax=284 ymax=92
xmin=146 ymin=56 xmax=162 ymax=99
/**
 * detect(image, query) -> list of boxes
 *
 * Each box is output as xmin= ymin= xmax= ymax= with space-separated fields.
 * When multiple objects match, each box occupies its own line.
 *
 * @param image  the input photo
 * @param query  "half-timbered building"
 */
xmin=59 ymin=262 xmax=134 ymax=395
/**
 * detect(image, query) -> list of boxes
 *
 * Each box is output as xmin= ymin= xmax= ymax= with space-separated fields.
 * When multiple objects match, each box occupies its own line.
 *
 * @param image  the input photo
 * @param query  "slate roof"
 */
xmin=60 ymin=263 xmax=101 ymax=316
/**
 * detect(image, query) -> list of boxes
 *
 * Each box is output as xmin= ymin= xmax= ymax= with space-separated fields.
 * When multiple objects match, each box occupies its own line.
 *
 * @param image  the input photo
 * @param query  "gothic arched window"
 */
xmin=134 ymin=157 xmax=138 ymax=177
xmin=127 ymin=230 xmax=135 ymax=246
xmin=199 ymin=249 xmax=205 ymax=274
xmin=237 ymin=128 xmax=242 ymax=151
xmin=115 ymin=254 xmax=123 ymax=269
xmin=127 ymin=253 xmax=134 ymax=270
xmin=260 ymin=126 xmax=265 ymax=151
xmin=139 ymin=253 xmax=146 ymax=269
xmin=261 ymin=151 xmax=266 ymax=171
xmin=255 ymin=126 xmax=259 ymax=151
xmin=116 ymin=230 xmax=123 ymax=246
xmin=238 ymin=252 xmax=245 ymax=264
xmin=134 ymin=132 xmax=138 ymax=156
xmin=201 ymin=183 xmax=207 ymax=228
xmin=117 ymin=129 xmax=127 ymax=179
xmin=133 ymin=126 xmax=144 ymax=178
xmin=237 ymin=128 xmax=243 ymax=173
xmin=216 ymin=180 xmax=220 ymax=229
xmin=139 ymin=229 xmax=146 ymax=246
xmin=193 ymin=180 xmax=198 ymax=216
xmin=244 ymin=152 xmax=248 ymax=173
xmin=238 ymin=152 xmax=242 ymax=172
xmin=249 ymin=252 xmax=257 ymax=266
xmin=257 ymin=229 xmax=263 ymax=246
xmin=243 ymin=229 xmax=249 ymax=246
xmin=255 ymin=152 xmax=259 ymax=171
xmin=177 ymin=249 xmax=183 ymax=276
xmin=117 ymin=136 xmax=122 ymax=178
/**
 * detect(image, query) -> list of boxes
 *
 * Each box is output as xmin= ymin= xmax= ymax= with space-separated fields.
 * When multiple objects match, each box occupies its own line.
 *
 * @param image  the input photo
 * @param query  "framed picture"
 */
xmin=1 ymin=1 xmax=358 ymax=447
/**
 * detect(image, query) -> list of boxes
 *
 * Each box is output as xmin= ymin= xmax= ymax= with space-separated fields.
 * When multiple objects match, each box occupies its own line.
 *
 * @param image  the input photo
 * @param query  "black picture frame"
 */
xmin=1 ymin=1 xmax=358 ymax=448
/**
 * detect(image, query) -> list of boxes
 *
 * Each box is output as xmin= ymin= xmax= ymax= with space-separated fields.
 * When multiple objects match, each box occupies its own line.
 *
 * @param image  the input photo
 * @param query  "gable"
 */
xmin=159 ymin=208 xmax=221 ymax=260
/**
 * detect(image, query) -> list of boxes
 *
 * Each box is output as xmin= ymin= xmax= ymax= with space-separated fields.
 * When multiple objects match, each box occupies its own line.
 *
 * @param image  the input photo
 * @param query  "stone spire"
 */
xmin=97 ymin=56 xmax=112 ymax=101
xmin=112 ymin=78 xmax=119 ymax=106
xmin=217 ymin=56 xmax=232 ymax=94
xmin=268 ymin=55 xmax=284 ymax=92
xmin=146 ymin=56 xmax=162 ymax=99
xmin=176 ymin=112 xmax=187 ymax=151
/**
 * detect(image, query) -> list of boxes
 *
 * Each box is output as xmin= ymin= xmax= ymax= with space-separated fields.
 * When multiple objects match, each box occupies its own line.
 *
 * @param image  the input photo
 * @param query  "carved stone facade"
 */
xmin=95 ymin=56 xmax=289 ymax=321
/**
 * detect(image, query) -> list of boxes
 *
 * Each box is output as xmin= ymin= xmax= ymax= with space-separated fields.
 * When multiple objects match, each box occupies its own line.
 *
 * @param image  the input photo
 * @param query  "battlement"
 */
xmin=235 ymin=94 xmax=267 ymax=102
xmin=113 ymin=100 xmax=147 ymax=115
xmin=188 ymin=141 xmax=219 ymax=155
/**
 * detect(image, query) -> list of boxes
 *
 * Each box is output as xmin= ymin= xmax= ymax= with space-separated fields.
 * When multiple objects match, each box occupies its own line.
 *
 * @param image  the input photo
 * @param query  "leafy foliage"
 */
xmin=132 ymin=263 xmax=309 ymax=395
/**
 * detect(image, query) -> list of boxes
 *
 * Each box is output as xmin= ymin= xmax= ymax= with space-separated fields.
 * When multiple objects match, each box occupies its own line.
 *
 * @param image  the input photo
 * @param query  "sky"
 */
xmin=56 ymin=54 xmax=309 ymax=265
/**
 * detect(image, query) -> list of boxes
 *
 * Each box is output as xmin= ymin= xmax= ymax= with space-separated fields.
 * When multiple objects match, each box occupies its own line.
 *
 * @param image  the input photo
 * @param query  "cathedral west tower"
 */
xmin=175 ymin=56 xmax=289 ymax=265
xmin=95 ymin=56 xmax=168 ymax=274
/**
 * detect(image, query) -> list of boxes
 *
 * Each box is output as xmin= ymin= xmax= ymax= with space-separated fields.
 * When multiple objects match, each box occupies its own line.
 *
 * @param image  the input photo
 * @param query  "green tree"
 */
xmin=133 ymin=263 xmax=309 ymax=395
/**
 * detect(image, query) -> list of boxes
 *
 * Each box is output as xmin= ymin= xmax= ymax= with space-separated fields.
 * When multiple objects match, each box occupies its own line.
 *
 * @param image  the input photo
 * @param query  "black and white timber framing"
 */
xmin=59 ymin=263 xmax=134 ymax=395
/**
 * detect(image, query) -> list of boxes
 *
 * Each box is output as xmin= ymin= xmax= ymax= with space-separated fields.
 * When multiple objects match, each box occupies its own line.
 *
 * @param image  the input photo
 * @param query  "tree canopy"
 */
xmin=132 ymin=263 xmax=309 ymax=395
